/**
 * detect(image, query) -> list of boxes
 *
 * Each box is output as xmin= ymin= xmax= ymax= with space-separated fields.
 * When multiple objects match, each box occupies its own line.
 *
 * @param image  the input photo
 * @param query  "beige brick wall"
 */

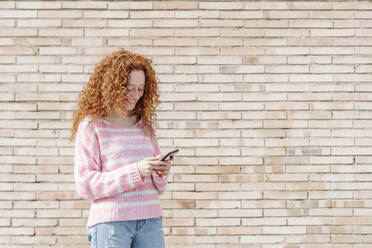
xmin=1 ymin=0 xmax=372 ymax=247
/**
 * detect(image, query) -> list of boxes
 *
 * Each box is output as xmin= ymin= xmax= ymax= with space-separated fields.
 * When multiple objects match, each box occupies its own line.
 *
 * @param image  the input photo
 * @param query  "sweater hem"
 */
xmin=86 ymin=204 xmax=163 ymax=228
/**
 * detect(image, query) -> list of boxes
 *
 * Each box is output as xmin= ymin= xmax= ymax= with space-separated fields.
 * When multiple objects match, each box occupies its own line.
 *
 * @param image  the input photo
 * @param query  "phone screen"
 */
xmin=161 ymin=148 xmax=179 ymax=161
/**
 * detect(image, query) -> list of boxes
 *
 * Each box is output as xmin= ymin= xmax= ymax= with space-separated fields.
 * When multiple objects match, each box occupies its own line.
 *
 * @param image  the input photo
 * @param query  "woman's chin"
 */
xmin=126 ymin=104 xmax=136 ymax=111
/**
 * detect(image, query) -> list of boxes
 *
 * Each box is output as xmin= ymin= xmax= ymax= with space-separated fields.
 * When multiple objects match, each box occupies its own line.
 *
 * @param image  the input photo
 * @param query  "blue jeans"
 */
xmin=87 ymin=217 xmax=165 ymax=248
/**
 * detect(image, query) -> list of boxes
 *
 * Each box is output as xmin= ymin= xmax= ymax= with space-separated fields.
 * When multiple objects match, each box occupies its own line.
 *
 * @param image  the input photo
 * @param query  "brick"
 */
xmin=217 ymin=226 xmax=260 ymax=235
xmin=153 ymin=55 xmax=196 ymax=65
xmin=14 ymin=183 xmax=58 ymax=191
xmin=257 ymin=2 xmax=285 ymax=10
xmin=0 ymin=227 xmax=34 ymax=235
xmin=39 ymin=28 xmax=83 ymax=37
xmin=0 ymin=55 xmax=15 ymax=64
xmin=200 ymin=19 xmax=244 ymax=28
xmin=37 ymin=210 xmax=81 ymax=218
xmin=174 ymin=174 xmax=218 ymax=182
xmin=107 ymin=37 xmax=152 ymax=46
xmin=175 ymin=10 xmax=219 ymax=19
xmin=198 ymin=112 xmax=241 ymax=120
xmin=175 ymin=47 xmax=219 ymax=56
xmin=37 ymin=192 xmax=79 ymax=200
xmin=108 ymin=2 xmax=152 ymax=10
xmin=131 ymin=11 xmax=173 ymax=19
xmin=225 ymin=28 xmax=263 ymax=39
xmin=263 ymin=120 xmax=307 ymax=128
xmin=16 ymin=1 xmax=61 ymax=9
xmin=199 ymin=37 xmax=243 ymax=47
xmin=219 ymin=209 xmax=262 ymax=217
xmin=355 ymin=10 xmax=372 ymax=19
xmin=266 ymin=10 xmax=308 ymax=19
xmin=14 ymin=200 xmax=58 ymax=209
xmin=175 ymin=102 xmax=218 ymax=111
xmin=85 ymin=28 xmax=129 ymax=37
xmin=241 ymin=235 xmax=285 ymax=244
xmin=172 ymin=227 xmax=216 ymax=235
xmin=62 ymin=1 xmax=106 ymax=9
xmin=59 ymin=218 xmax=86 ymax=226
xmin=166 ymin=236 xmax=194 ymax=245
xmin=0 ymin=10 xmax=36 ymax=18
xmin=175 ymin=28 xmax=219 ymax=37
xmin=11 ymin=236 xmax=56 ymax=244
xmin=221 ymin=10 xmax=263 ymax=19
xmin=37 ymin=102 xmax=76 ymax=111
xmin=36 ymin=174 xmax=73 ymax=183
xmin=164 ymin=209 xmax=217 ymax=218
xmin=309 ymin=10 xmax=353 ymax=19
xmin=200 ymin=2 xmax=240 ymax=10
xmin=198 ymin=56 xmax=242 ymax=64
xmin=0 ymin=218 xmax=10 ymax=226
xmin=290 ymin=20 xmax=333 ymax=28
xmin=62 ymin=19 xmax=105 ymax=28
xmin=196 ymin=200 xmax=240 ymax=209
xmin=0 ymin=64 xmax=38 ymax=72
xmin=0 ymin=2 xmax=14 ymax=8
xmin=163 ymin=218 xmax=194 ymax=226
xmin=197 ymin=218 xmax=240 ymax=226
xmin=173 ymin=192 xmax=217 ymax=200
xmin=195 ymin=235 xmax=239 ymax=244
xmin=154 ymin=19 xmax=197 ymax=28
xmin=17 ymin=19 xmax=61 ymax=27
xmin=36 ymin=226 xmax=83 ymax=235
xmin=153 ymin=38 xmax=197 ymax=46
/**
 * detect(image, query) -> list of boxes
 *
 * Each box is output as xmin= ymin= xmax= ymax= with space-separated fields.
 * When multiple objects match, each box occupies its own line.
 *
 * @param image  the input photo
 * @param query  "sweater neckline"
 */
xmin=102 ymin=118 xmax=141 ymax=129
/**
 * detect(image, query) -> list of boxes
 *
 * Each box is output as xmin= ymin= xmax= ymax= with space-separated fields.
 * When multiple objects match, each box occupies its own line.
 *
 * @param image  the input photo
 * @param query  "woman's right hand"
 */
xmin=136 ymin=156 xmax=165 ymax=178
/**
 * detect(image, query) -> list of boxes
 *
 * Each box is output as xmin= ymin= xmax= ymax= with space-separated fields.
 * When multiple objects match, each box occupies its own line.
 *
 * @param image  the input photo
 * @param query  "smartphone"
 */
xmin=161 ymin=148 xmax=179 ymax=161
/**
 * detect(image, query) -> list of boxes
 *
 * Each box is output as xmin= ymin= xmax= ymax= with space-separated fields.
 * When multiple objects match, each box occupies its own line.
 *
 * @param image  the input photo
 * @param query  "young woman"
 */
xmin=70 ymin=48 xmax=173 ymax=248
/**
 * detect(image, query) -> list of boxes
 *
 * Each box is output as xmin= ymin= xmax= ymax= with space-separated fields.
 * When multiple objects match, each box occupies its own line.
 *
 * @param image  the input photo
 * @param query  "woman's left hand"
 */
xmin=155 ymin=155 xmax=173 ymax=176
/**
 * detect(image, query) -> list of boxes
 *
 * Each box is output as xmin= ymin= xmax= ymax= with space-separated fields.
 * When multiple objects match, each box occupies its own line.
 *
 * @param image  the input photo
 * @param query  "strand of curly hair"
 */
xmin=69 ymin=48 xmax=160 ymax=142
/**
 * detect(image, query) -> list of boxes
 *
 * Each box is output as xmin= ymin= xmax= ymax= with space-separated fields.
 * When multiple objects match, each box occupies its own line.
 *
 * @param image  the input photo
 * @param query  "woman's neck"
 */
xmin=126 ymin=110 xmax=136 ymax=117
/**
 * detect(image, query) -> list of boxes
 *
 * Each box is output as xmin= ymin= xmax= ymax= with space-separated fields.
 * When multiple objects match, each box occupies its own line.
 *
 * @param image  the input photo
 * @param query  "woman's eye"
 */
xmin=122 ymin=85 xmax=144 ymax=92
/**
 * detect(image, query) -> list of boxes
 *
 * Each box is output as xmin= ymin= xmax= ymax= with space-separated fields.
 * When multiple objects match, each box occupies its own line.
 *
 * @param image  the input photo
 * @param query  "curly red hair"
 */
xmin=70 ymin=48 xmax=160 ymax=142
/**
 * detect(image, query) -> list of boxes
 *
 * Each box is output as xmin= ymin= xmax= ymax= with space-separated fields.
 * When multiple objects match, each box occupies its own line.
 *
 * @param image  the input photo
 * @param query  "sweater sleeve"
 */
xmin=150 ymin=135 xmax=169 ymax=195
xmin=74 ymin=120 xmax=144 ymax=200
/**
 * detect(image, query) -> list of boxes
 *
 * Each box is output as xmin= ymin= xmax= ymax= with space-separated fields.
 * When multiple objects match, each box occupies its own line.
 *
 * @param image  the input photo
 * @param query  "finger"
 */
xmin=155 ymin=162 xmax=170 ymax=169
xmin=156 ymin=164 xmax=170 ymax=170
xmin=147 ymin=163 xmax=162 ymax=171
xmin=155 ymin=155 xmax=161 ymax=160
xmin=154 ymin=165 xmax=169 ymax=171
xmin=161 ymin=162 xmax=172 ymax=167
xmin=156 ymin=166 xmax=169 ymax=172
xmin=159 ymin=160 xmax=171 ymax=166
xmin=146 ymin=156 xmax=160 ymax=161
xmin=148 ymin=161 xmax=161 ymax=166
xmin=150 ymin=160 xmax=164 ymax=167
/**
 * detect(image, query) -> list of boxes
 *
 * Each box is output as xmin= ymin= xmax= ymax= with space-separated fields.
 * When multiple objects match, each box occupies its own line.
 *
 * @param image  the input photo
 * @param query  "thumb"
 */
xmin=145 ymin=156 xmax=159 ymax=160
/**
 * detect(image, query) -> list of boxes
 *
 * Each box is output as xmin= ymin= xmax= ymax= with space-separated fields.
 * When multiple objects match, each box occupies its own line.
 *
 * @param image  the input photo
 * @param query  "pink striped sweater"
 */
xmin=74 ymin=116 xmax=168 ymax=227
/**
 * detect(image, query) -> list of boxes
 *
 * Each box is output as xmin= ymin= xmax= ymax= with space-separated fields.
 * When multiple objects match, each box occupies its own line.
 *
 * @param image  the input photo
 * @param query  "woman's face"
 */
xmin=126 ymin=70 xmax=145 ymax=110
